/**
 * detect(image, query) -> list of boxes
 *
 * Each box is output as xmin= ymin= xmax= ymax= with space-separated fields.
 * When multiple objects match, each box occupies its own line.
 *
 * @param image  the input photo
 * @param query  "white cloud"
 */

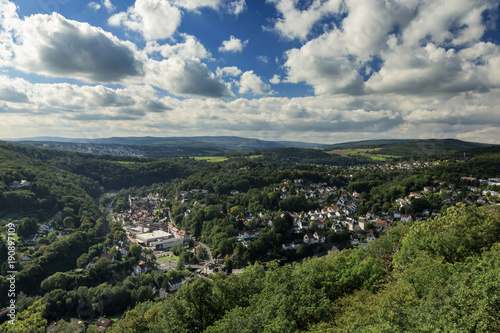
xmin=88 ymin=2 xmax=101 ymax=10
xmin=216 ymin=66 xmax=242 ymax=77
xmin=90 ymin=0 xmax=115 ymax=11
xmin=145 ymin=57 xmax=232 ymax=98
xmin=0 ymin=3 xmax=230 ymax=98
xmin=402 ymin=0 xmax=492 ymax=47
xmin=257 ymin=55 xmax=269 ymax=63
xmin=1 ymin=73 xmax=499 ymax=143
xmin=266 ymin=0 xmax=342 ymax=40
xmin=171 ymin=0 xmax=223 ymax=11
xmin=281 ymin=0 xmax=500 ymax=96
xmin=219 ymin=35 xmax=248 ymax=53
xmin=109 ymin=0 xmax=182 ymax=40
xmin=103 ymin=0 xmax=115 ymax=11
xmin=145 ymin=34 xmax=211 ymax=59
xmin=239 ymin=71 xmax=271 ymax=95
xmin=227 ymin=0 xmax=246 ymax=15
xmin=269 ymin=74 xmax=280 ymax=84
xmin=0 ymin=12 xmax=143 ymax=83
xmin=284 ymin=32 xmax=365 ymax=95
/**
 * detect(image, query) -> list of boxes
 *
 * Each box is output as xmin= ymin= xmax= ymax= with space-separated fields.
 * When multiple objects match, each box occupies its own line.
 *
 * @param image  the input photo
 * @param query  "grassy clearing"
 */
xmin=115 ymin=161 xmax=138 ymax=165
xmin=326 ymin=148 xmax=397 ymax=161
xmin=326 ymin=148 xmax=383 ymax=156
xmin=193 ymin=156 xmax=229 ymax=163
xmin=247 ymin=155 xmax=263 ymax=159
xmin=351 ymin=152 xmax=398 ymax=161
xmin=158 ymin=253 xmax=180 ymax=262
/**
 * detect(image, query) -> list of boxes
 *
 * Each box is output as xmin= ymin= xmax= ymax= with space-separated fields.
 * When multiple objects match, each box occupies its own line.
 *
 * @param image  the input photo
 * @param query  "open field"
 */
xmin=115 ymin=161 xmax=139 ymax=165
xmin=326 ymin=148 xmax=398 ymax=161
xmin=193 ymin=156 xmax=229 ymax=162
xmin=326 ymin=148 xmax=382 ymax=156
xmin=352 ymin=152 xmax=398 ymax=161
xmin=158 ymin=253 xmax=180 ymax=262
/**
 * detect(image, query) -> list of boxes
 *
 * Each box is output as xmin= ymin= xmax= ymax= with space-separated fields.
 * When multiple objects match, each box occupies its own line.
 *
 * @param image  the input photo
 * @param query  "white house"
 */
xmin=401 ymin=214 xmax=413 ymax=222
xmin=350 ymin=234 xmax=360 ymax=246
xmin=313 ymin=231 xmax=326 ymax=243
xmin=39 ymin=224 xmax=54 ymax=233
xmin=237 ymin=230 xmax=260 ymax=241
xmin=132 ymin=261 xmax=153 ymax=275
xmin=86 ymin=258 xmax=98 ymax=270
xmin=168 ymin=277 xmax=184 ymax=292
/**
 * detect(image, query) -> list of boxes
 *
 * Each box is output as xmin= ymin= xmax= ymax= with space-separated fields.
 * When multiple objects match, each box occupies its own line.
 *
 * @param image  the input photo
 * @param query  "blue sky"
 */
xmin=1 ymin=0 xmax=499 ymax=144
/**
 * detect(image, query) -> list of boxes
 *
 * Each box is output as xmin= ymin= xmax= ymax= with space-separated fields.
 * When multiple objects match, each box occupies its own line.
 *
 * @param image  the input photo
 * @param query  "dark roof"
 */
xmin=96 ymin=317 xmax=114 ymax=327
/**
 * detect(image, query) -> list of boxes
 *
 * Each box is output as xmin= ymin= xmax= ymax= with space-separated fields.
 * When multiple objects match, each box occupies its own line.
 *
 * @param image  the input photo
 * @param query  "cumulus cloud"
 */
xmin=226 ymin=0 xmax=246 ymax=15
xmin=239 ymin=71 xmax=271 ymax=95
xmin=109 ymin=0 xmax=182 ymax=40
xmin=266 ymin=0 xmax=342 ymax=40
xmin=145 ymin=34 xmax=211 ymax=59
xmin=146 ymin=58 xmax=232 ymax=98
xmin=269 ymin=74 xmax=281 ymax=84
xmin=109 ymin=0 xmax=245 ymax=41
xmin=1 ymin=12 xmax=143 ymax=82
xmin=103 ymin=0 xmax=115 ymax=11
xmin=172 ymin=0 xmax=246 ymax=15
xmin=284 ymin=33 xmax=365 ymax=95
xmin=88 ymin=2 xmax=101 ymax=10
xmin=89 ymin=0 xmax=115 ymax=11
xmin=219 ymin=35 xmax=248 ymax=53
xmin=1 ymin=72 xmax=499 ymax=143
xmin=257 ymin=55 xmax=269 ymax=63
xmin=216 ymin=66 xmax=242 ymax=77
xmin=280 ymin=0 xmax=500 ymax=96
xmin=171 ymin=0 xmax=224 ymax=11
xmin=0 ymin=2 xmax=230 ymax=98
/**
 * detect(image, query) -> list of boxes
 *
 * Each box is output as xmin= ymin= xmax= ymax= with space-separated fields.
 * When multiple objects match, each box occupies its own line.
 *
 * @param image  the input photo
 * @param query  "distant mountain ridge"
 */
xmin=6 ymin=136 xmax=494 ymax=158
xmin=9 ymin=136 xmax=325 ymax=149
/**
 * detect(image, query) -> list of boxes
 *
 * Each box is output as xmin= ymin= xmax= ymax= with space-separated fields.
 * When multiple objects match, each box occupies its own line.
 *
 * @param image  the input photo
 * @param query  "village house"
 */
xmin=59 ymin=230 xmax=73 ymax=238
xmin=327 ymin=246 xmax=340 ymax=256
xmin=374 ymin=220 xmax=389 ymax=233
xmin=168 ymin=277 xmax=184 ymax=292
xmin=23 ymin=234 xmax=40 ymax=243
xmin=99 ymin=253 xmax=115 ymax=263
xmin=291 ymin=239 xmax=303 ymax=248
xmin=313 ymin=231 xmax=326 ymax=243
xmin=332 ymin=224 xmax=343 ymax=233
xmin=39 ymin=224 xmax=55 ymax=233
xmin=237 ymin=230 xmax=260 ymax=241
xmin=96 ymin=317 xmax=114 ymax=332
xmin=132 ymin=260 xmax=153 ymax=275
xmin=303 ymin=233 xmax=317 ymax=245
xmin=350 ymin=234 xmax=359 ymax=246
xmin=116 ymin=245 xmax=129 ymax=257
xmin=86 ymin=258 xmax=98 ymax=270
xmin=400 ymin=214 xmax=413 ymax=222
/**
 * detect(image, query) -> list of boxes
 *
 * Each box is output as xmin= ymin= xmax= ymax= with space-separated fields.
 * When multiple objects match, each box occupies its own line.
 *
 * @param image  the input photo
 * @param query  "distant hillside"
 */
xmin=323 ymin=139 xmax=415 ymax=150
xmin=14 ymin=136 xmax=324 ymax=148
xmin=10 ymin=136 xmax=494 ymax=159
xmin=325 ymin=139 xmax=493 ymax=158
xmin=12 ymin=136 xmax=325 ymax=157
xmin=372 ymin=139 xmax=492 ymax=157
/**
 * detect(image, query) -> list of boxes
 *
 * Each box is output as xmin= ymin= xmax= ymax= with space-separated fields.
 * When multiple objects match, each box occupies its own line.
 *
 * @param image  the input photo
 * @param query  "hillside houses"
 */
xmin=237 ymin=230 xmax=260 ymax=241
